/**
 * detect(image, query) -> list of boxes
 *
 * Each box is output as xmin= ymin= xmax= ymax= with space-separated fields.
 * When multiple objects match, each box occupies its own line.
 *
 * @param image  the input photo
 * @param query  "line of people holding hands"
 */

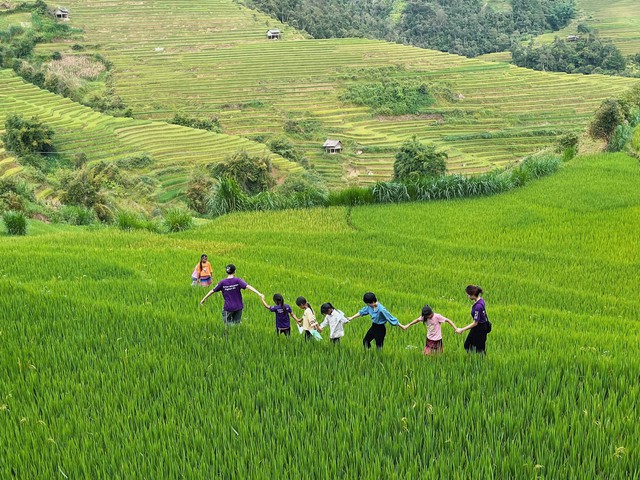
xmin=198 ymin=260 xmax=491 ymax=354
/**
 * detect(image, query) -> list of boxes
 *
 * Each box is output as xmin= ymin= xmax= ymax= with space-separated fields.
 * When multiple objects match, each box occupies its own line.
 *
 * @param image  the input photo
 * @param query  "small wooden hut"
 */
xmin=266 ymin=29 xmax=282 ymax=40
xmin=54 ymin=7 xmax=69 ymax=19
xmin=323 ymin=139 xmax=343 ymax=154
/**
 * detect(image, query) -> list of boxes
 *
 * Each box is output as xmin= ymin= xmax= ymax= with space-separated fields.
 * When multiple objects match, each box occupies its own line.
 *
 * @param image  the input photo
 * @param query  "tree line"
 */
xmin=240 ymin=0 xmax=575 ymax=57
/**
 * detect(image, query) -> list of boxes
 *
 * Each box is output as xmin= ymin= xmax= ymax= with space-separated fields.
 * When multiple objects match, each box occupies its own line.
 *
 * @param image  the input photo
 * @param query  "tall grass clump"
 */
xmin=207 ymin=176 xmax=249 ymax=217
xmin=163 ymin=208 xmax=194 ymax=232
xmin=116 ymin=210 xmax=161 ymax=232
xmin=2 ymin=210 xmax=27 ymax=235
xmin=327 ymin=186 xmax=374 ymax=206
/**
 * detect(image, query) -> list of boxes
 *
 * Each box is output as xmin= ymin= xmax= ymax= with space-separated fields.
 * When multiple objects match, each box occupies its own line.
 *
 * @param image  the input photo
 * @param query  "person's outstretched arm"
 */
xmin=401 ymin=317 xmax=422 ymax=331
xmin=443 ymin=317 xmax=458 ymax=330
xmin=347 ymin=312 xmax=362 ymax=321
xmin=457 ymin=320 xmax=477 ymax=334
xmin=200 ymin=289 xmax=215 ymax=305
xmin=246 ymin=284 xmax=263 ymax=297
xmin=259 ymin=296 xmax=271 ymax=309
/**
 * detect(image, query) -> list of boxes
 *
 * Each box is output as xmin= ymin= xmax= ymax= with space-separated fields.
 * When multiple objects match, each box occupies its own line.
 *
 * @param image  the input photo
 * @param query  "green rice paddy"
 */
xmin=1 ymin=152 xmax=639 ymax=477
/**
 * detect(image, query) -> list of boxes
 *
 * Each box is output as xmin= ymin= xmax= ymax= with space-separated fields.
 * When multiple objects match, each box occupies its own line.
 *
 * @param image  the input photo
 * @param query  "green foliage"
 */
xmin=2 ymin=114 xmax=54 ymax=157
xmin=2 ymin=210 xmax=27 ymax=235
xmin=170 ymin=113 xmax=222 ymax=133
xmin=58 ymin=205 xmax=97 ymax=225
xmin=607 ymin=124 xmax=633 ymax=152
xmin=327 ymin=186 xmax=375 ymax=206
xmin=0 ymin=177 xmax=34 ymax=213
xmin=393 ymin=136 xmax=447 ymax=180
xmin=185 ymin=169 xmax=214 ymax=215
xmin=115 ymin=153 xmax=155 ymax=170
xmin=511 ymin=34 xmax=627 ymax=74
xmin=59 ymin=167 xmax=102 ymax=208
xmin=243 ymin=0 xmax=574 ymax=57
xmin=283 ymin=117 xmax=321 ymax=139
xmin=163 ymin=208 xmax=194 ymax=232
xmin=589 ymin=98 xmax=627 ymax=142
xmin=268 ymin=137 xmax=307 ymax=165
xmin=115 ymin=210 xmax=161 ymax=232
xmin=340 ymin=80 xmax=436 ymax=116
xmin=210 ymin=150 xmax=275 ymax=195
xmin=207 ymin=176 xmax=249 ymax=217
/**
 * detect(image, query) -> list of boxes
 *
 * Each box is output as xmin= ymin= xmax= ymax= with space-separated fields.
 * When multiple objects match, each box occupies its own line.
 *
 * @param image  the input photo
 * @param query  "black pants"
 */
xmin=304 ymin=330 xmax=312 ymax=341
xmin=464 ymin=323 xmax=489 ymax=354
xmin=363 ymin=323 xmax=386 ymax=349
xmin=277 ymin=328 xmax=291 ymax=336
xmin=330 ymin=338 xmax=340 ymax=345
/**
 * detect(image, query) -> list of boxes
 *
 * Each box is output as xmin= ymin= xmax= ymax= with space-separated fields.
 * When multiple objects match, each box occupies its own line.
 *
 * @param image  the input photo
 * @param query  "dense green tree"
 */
xmin=588 ymin=99 xmax=627 ymax=142
xmin=210 ymin=151 xmax=275 ymax=195
xmin=2 ymin=114 xmax=55 ymax=157
xmin=394 ymin=136 xmax=447 ymax=180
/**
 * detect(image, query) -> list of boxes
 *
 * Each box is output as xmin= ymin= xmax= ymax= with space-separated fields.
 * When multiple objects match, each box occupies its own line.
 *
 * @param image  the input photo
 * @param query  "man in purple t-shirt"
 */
xmin=200 ymin=264 xmax=264 ymax=325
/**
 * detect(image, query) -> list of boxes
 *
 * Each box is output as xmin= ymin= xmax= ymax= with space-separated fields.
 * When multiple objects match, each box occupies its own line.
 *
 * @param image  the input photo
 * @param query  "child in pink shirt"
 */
xmin=402 ymin=305 xmax=458 ymax=355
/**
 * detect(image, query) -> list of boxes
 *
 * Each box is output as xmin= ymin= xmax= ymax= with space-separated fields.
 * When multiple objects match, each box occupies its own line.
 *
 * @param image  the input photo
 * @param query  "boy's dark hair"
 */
xmin=320 ymin=302 xmax=333 ymax=315
xmin=363 ymin=292 xmax=377 ymax=304
xmin=421 ymin=305 xmax=434 ymax=318
xmin=226 ymin=264 xmax=236 ymax=274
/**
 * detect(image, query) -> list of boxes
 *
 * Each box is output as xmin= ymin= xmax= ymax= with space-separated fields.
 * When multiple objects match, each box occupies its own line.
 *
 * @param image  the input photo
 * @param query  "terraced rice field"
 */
xmin=1 ymin=153 xmax=639 ymax=477
xmin=41 ymin=0 xmax=638 ymax=186
xmin=0 ymin=70 xmax=298 ymax=199
xmin=535 ymin=0 xmax=640 ymax=56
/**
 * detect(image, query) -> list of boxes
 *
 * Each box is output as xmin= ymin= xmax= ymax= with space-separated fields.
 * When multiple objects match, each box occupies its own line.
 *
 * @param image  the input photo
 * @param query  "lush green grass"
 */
xmin=1 ymin=153 xmax=639 ymax=477
xmin=33 ymin=0 xmax=638 ymax=187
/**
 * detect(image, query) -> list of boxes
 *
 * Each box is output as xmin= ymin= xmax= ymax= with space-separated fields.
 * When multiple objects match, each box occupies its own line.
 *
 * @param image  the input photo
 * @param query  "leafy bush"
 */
xmin=283 ymin=117 xmax=322 ymax=139
xmin=163 ymin=208 xmax=194 ymax=232
xmin=185 ymin=169 xmax=214 ymax=215
xmin=589 ymin=98 xmax=627 ymax=142
xmin=268 ymin=137 xmax=307 ymax=164
xmin=340 ymin=80 xmax=436 ymax=116
xmin=3 ymin=211 xmax=27 ymax=235
xmin=115 ymin=153 xmax=155 ymax=169
xmin=2 ymin=114 xmax=55 ymax=157
xmin=170 ymin=114 xmax=222 ymax=133
xmin=58 ymin=205 xmax=96 ymax=226
xmin=210 ymin=151 xmax=275 ymax=195
xmin=59 ymin=167 xmax=102 ymax=208
xmin=394 ymin=136 xmax=447 ymax=180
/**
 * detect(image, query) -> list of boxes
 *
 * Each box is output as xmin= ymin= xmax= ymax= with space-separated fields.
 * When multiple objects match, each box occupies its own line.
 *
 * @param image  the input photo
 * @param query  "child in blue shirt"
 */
xmin=348 ymin=292 xmax=404 ymax=349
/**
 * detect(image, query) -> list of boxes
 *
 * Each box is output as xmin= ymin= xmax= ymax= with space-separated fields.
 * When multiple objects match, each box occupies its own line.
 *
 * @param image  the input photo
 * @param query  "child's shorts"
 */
xmin=199 ymin=276 xmax=213 ymax=287
xmin=424 ymin=338 xmax=443 ymax=355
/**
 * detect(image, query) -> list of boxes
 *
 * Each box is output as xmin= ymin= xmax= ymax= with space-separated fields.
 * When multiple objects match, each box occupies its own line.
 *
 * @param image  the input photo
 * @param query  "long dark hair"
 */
xmin=296 ymin=296 xmax=314 ymax=314
xmin=273 ymin=293 xmax=285 ymax=310
xmin=466 ymin=285 xmax=483 ymax=297
xmin=199 ymin=254 xmax=207 ymax=272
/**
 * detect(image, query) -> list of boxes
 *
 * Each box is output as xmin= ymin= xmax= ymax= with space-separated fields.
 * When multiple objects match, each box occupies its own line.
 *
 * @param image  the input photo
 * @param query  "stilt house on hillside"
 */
xmin=54 ymin=7 xmax=69 ymax=19
xmin=323 ymin=139 xmax=342 ymax=154
xmin=266 ymin=29 xmax=282 ymax=40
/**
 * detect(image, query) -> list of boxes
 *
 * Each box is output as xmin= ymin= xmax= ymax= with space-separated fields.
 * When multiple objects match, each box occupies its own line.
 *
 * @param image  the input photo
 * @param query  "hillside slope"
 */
xmin=38 ymin=0 xmax=638 ymax=185
xmin=0 ymin=70 xmax=299 ymax=203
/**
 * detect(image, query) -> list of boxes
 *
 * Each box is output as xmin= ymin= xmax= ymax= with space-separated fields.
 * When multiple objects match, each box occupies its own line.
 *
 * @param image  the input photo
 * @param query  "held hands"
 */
xmin=455 ymin=328 xmax=463 ymax=335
